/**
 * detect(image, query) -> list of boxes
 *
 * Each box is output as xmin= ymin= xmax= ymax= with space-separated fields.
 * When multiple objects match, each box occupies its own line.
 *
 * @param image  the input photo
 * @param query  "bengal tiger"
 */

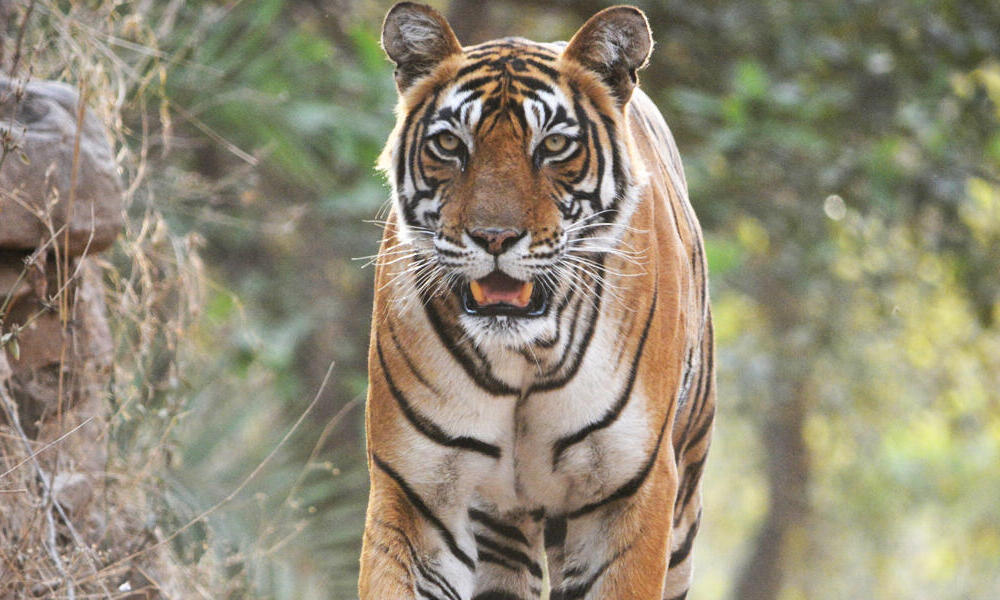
xmin=360 ymin=3 xmax=715 ymax=599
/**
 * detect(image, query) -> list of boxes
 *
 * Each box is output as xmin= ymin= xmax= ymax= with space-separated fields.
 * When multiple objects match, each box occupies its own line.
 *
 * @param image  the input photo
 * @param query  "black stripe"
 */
xmin=669 ymin=513 xmax=701 ymax=568
xmin=672 ymin=415 xmax=714 ymax=529
xmin=456 ymin=75 xmax=497 ymax=93
xmin=469 ymin=509 xmax=530 ymax=546
xmin=683 ymin=405 xmax=715 ymax=455
xmin=402 ymin=94 xmax=441 ymax=229
xmin=562 ymin=563 xmax=586 ymax=578
xmin=566 ymin=407 xmax=671 ymax=520
xmin=674 ymin=346 xmax=696 ymax=412
xmin=372 ymin=454 xmax=475 ymax=570
xmin=471 ymin=592 xmax=525 ymax=600
xmin=679 ymin=335 xmax=715 ymax=457
xmin=422 ymin=300 xmax=519 ymax=395
xmin=465 ymin=42 xmax=558 ymax=58
xmin=544 ymin=516 xmax=567 ymax=548
xmin=677 ymin=335 xmax=711 ymax=445
xmin=377 ymin=339 xmax=502 ymax=459
xmin=395 ymin=94 xmax=428 ymax=190
xmin=664 ymin=592 xmax=688 ymax=600
xmin=435 ymin=247 xmax=467 ymax=258
xmin=677 ymin=454 xmax=708 ymax=516
xmin=523 ymin=57 xmax=559 ymax=78
xmin=553 ymin=545 xmax=631 ymax=600
xmin=530 ymin=288 xmax=575 ymax=350
xmin=538 ymin=291 xmax=585 ymax=373
xmin=455 ymin=58 xmax=492 ymax=78
xmin=600 ymin=113 xmax=628 ymax=205
xmin=551 ymin=289 xmax=657 ymax=468
xmin=531 ymin=273 xmax=604 ymax=392
xmin=372 ymin=519 xmax=462 ymax=600
xmin=417 ymin=585 xmax=445 ymax=600
xmin=587 ymin=118 xmax=606 ymax=213
xmin=477 ymin=550 xmax=520 ymax=573
xmin=510 ymin=74 xmax=556 ymax=92
xmin=474 ymin=535 xmax=543 ymax=578
xmin=387 ymin=319 xmax=439 ymax=394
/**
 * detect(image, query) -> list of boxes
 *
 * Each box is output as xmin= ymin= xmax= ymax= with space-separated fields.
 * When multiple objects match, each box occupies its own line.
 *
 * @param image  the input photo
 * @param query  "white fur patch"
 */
xmin=398 ymin=14 xmax=446 ymax=54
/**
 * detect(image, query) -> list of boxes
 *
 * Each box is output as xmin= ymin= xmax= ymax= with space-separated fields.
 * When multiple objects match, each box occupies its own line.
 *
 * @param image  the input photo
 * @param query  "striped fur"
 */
xmin=361 ymin=4 xmax=715 ymax=599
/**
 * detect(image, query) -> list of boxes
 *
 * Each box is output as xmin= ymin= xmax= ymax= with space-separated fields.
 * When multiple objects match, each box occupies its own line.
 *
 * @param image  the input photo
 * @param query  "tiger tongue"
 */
xmin=469 ymin=272 xmax=534 ymax=308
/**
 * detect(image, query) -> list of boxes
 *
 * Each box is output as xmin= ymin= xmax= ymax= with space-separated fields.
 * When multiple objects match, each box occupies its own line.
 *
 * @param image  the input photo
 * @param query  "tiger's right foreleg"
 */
xmin=360 ymin=453 xmax=476 ymax=600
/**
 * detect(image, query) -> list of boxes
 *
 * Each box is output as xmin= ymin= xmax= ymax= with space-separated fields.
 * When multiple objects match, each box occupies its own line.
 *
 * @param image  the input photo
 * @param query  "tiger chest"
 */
xmin=473 ymin=353 xmax=657 ymax=514
xmin=381 ymin=305 xmax=664 ymax=517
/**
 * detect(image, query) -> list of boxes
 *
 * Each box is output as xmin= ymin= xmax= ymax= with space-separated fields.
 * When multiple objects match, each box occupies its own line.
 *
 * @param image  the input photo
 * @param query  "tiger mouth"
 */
xmin=460 ymin=271 xmax=548 ymax=317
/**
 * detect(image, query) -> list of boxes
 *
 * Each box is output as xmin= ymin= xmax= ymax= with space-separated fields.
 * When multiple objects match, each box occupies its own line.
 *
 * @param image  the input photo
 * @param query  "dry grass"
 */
xmin=0 ymin=1 xmax=232 ymax=597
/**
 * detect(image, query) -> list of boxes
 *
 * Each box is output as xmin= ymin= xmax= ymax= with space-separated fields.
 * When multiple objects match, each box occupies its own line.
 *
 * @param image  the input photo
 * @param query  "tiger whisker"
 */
xmin=563 ymin=209 xmax=618 ymax=230
xmin=565 ymin=219 xmax=647 ymax=236
xmin=560 ymin=254 xmax=645 ymax=278
xmin=362 ymin=251 xmax=427 ymax=270
xmin=555 ymin=258 xmax=631 ymax=312
xmin=567 ymin=236 xmax=647 ymax=255
xmin=378 ymin=256 xmax=437 ymax=293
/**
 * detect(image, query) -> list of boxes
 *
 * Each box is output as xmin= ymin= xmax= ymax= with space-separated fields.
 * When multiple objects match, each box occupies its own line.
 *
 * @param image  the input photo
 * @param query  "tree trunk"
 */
xmin=732 ymin=379 xmax=810 ymax=600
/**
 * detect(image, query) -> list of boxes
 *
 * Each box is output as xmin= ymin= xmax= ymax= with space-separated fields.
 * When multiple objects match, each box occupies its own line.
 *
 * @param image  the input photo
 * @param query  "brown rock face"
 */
xmin=2 ymin=257 xmax=113 ymax=435
xmin=1 ymin=76 xmax=122 ymax=587
xmin=0 ymin=77 xmax=123 ymax=255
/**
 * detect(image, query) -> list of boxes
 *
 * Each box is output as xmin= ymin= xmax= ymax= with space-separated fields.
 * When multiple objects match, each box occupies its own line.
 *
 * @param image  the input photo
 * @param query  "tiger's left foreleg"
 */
xmin=545 ymin=458 xmax=677 ymax=600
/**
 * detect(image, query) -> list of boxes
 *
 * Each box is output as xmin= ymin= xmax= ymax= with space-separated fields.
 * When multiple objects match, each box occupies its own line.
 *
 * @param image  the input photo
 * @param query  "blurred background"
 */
xmin=3 ymin=0 xmax=999 ymax=598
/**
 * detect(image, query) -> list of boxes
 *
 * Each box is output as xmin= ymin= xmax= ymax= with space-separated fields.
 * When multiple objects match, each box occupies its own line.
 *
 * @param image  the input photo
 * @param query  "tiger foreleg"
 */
xmin=468 ymin=508 xmax=546 ymax=600
xmin=546 ymin=461 xmax=677 ymax=600
xmin=360 ymin=456 xmax=477 ymax=600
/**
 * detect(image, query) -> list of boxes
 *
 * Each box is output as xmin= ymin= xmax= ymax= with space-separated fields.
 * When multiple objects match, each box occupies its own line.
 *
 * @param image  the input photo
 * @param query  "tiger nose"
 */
xmin=468 ymin=227 xmax=525 ymax=255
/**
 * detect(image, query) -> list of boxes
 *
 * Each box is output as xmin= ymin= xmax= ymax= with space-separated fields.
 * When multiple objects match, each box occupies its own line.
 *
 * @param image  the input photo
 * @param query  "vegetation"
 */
xmin=2 ymin=0 xmax=998 ymax=598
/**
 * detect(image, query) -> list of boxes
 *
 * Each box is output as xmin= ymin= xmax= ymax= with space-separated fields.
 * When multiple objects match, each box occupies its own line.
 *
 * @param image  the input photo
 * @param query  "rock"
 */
xmin=0 ymin=77 xmax=123 ymax=255
xmin=0 ymin=257 xmax=33 ymax=307
xmin=2 ymin=260 xmax=113 ymax=435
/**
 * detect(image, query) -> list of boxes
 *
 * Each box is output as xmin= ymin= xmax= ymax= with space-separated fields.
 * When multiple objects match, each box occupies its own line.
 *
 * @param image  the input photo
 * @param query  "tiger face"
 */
xmin=379 ymin=4 xmax=650 ymax=349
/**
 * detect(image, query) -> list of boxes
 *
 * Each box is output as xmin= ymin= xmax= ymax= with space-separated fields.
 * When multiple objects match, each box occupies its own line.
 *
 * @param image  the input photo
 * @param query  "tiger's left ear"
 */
xmin=563 ymin=6 xmax=653 ymax=106
xmin=382 ymin=2 xmax=463 ymax=93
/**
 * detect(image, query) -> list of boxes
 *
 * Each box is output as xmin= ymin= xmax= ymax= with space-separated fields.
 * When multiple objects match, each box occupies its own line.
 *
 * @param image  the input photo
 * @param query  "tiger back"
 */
xmin=361 ymin=4 xmax=715 ymax=599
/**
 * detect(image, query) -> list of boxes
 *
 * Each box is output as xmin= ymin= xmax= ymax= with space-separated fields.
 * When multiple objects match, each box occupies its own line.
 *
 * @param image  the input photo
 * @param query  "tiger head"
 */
xmin=378 ymin=2 xmax=652 ymax=348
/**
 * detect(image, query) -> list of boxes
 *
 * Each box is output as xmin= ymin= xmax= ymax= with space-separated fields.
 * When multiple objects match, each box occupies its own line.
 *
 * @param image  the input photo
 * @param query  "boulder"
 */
xmin=0 ymin=77 xmax=123 ymax=255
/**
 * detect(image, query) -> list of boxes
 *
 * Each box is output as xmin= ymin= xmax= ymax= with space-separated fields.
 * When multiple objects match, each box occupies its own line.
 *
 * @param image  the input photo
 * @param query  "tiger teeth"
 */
xmin=517 ymin=281 xmax=534 ymax=307
xmin=470 ymin=280 xmax=486 ymax=304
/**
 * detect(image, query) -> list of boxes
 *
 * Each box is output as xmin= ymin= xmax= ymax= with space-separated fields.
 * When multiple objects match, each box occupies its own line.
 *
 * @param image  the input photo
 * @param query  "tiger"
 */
xmin=360 ymin=3 xmax=715 ymax=599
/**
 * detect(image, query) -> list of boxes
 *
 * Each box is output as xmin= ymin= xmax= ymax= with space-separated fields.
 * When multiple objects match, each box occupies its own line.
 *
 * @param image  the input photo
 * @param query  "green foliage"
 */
xmin=642 ymin=0 xmax=1000 ymax=597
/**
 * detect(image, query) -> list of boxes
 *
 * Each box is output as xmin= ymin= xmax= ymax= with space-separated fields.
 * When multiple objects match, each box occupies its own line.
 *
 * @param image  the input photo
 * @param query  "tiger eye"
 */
xmin=437 ymin=132 xmax=461 ymax=152
xmin=543 ymin=134 xmax=568 ymax=153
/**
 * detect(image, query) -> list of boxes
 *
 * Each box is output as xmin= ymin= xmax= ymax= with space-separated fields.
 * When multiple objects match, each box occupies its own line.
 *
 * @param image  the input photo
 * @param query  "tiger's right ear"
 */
xmin=382 ymin=2 xmax=463 ymax=93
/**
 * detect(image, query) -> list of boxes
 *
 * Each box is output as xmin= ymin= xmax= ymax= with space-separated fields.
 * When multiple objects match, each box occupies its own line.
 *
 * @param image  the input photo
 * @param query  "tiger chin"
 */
xmin=361 ymin=4 xmax=716 ymax=599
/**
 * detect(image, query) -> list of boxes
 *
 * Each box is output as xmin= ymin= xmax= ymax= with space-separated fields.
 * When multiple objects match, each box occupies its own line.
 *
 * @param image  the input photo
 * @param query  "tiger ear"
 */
xmin=563 ymin=6 xmax=653 ymax=106
xmin=382 ymin=2 xmax=463 ymax=93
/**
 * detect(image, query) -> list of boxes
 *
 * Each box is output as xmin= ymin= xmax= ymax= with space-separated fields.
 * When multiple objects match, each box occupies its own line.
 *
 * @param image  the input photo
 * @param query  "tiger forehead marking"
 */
xmin=433 ymin=41 xmax=577 ymax=156
xmin=362 ymin=4 xmax=715 ymax=600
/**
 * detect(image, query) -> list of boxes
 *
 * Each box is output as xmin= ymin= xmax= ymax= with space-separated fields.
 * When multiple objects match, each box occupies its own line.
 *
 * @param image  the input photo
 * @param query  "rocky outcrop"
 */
xmin=1 ymin=76 xmax=125 ymax=597
xmin=1 ymin=77 xmax=123 ymax=254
